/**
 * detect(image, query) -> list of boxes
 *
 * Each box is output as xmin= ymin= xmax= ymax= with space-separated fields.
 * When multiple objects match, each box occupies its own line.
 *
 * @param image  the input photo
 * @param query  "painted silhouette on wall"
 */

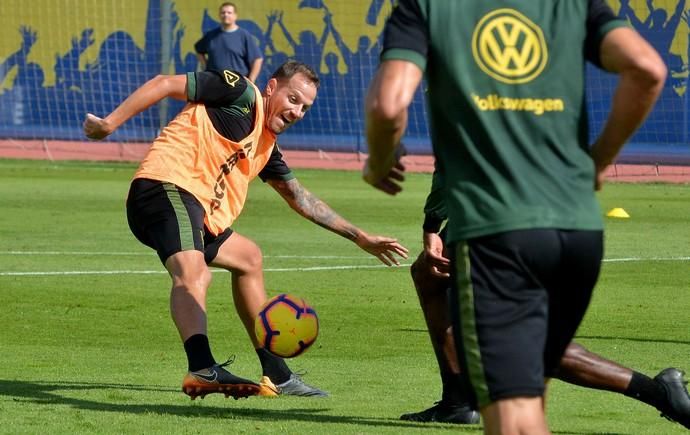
xmin=0 ymin=27 xmax=39 ymax=127
xmin=0 ymin=0 xmax=687 ymax=153
xmin=613 ymin=0 xmax=688 ymax=144
xmin=0 ymin=0 xmax=165 ymax=140
xmin=619 ymin=0 xmax=687 ymax=93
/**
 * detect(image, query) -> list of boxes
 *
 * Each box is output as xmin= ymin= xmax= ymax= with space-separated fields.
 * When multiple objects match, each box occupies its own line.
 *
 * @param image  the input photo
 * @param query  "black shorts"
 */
xmin=448 ymin=229 xmax=603 ymax=409
xmin=126 ymin=178 xmax=233 ymax=264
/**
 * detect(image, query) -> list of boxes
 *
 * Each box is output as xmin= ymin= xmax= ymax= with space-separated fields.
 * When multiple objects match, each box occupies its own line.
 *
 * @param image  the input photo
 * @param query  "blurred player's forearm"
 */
xmin=364 ymin=60 xmax=422 ymax=183
xmin=591 ymin=27 xmax=666 ymax=171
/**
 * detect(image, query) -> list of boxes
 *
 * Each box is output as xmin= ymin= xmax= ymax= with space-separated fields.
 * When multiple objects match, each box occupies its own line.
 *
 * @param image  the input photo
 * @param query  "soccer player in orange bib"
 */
xmin=84 ymin=60 xmax=408 ymax=400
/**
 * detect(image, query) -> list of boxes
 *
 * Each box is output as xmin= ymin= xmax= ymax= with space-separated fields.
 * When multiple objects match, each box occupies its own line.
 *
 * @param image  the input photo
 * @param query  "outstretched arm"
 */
xmin=324 ymin=13 xmax=349 ymax=59
xmin=267 ymin=177 xmax=409 ymax=265
xmin=667 ymin=0 xmax=687 ymax=30
xmin=1 ymin=26 xmax=37 ymax=83
xmin=262 ymin=11 xmax=279 ymax=54
xmin=642 ymin=0 xmax=655 ymax=28
xmin=84 ymin=74 xmax=187 ymax=140
xmin=590 ymin=27 xmax=666 ymax=190
xmin=275 ymin=12 xmax=297 ymax=49
xmin=318 ymin=12 xmax=332 ymax=48
xmin=619 ymin=0 xmax=646 ymax=31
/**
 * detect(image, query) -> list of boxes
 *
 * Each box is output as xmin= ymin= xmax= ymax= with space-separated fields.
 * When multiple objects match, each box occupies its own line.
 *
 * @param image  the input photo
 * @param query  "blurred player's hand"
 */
xmin=363 ymin=160 xmax=405 ymax=195
xmin=362 ymin=143 xmax=407 ymax=195
xmin=83 ymin=113 xmax=113 ymax=140
xmin=423 ymin=231 xmax=450 ymax=277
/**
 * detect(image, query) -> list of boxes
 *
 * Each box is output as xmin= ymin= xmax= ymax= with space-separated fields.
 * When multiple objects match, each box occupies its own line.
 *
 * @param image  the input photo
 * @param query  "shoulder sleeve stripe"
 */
xmin=186 ymin=72 xmax=196 ymax=101
xmin=596 ymin=19 xmax=630 ymax=41
xmin=381 ymin=48 xmax=427 ymax=72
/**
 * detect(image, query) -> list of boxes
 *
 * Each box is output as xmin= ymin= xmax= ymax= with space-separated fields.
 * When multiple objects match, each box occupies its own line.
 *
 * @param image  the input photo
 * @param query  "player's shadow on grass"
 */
xmin=0 ymin=379 xmax=632 ymax=434
xmin=0 ymin=379 xmax=484 ymax=431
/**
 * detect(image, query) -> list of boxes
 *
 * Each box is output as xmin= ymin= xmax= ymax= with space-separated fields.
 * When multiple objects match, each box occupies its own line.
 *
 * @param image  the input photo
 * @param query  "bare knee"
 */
xmin=411 ymin=251 xmax=439 ymax=290
xmin=211 ymin=234 xmax=264 ymax=275
xmin=411 ymin=251 xmax=447 ymax=300
xmin=166 ymin=251 xmax=213 ymax=295
xmin=172 ymin=267 xmax=212 ymax=295
xmin=235 ymin=242 xmax=263 ymax=275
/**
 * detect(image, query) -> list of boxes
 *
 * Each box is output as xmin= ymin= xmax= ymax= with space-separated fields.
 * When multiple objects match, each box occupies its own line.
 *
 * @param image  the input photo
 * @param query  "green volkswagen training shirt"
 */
xmin=382 ymin=0 xmax=628 ymax=244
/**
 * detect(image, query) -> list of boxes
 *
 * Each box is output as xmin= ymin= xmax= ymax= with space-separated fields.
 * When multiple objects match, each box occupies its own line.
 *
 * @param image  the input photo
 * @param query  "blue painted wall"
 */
xmin=0 ymin=0 xmax=687 ymax=161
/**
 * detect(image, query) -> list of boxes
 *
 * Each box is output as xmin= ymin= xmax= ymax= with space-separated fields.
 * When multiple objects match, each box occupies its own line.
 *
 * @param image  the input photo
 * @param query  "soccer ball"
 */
xmin=254 ymin=293 xmax=319 ymax=358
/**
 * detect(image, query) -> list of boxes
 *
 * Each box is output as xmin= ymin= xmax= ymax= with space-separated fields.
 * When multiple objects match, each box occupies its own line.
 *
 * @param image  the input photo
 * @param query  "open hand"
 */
xmin=355 ymin=233 xmax=409 ymax=266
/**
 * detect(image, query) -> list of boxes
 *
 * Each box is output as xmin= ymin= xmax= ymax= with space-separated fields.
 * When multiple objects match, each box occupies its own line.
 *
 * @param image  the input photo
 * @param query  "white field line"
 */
xmin=0 ymin=251 xmax=371 ymax=259
xmin=602 ymin=256 xmax=690 ymax=263
xmin=5 ymin=251 xmax=688 ymax=262
xmin=0 ymin=264 xmax=409 ymax=276
xmin=1 ymin=254 xmax=688 ymax=277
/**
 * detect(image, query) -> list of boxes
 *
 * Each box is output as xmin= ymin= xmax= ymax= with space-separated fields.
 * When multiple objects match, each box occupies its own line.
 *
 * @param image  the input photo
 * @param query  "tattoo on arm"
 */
xmin=271 ymin=179 xmax=361 ymax=241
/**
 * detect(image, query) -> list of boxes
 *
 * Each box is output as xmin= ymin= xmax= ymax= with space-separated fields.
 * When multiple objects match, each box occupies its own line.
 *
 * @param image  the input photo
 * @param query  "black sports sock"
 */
xmin=183 ymin=334 xmax=216 ymax=372
xmin=624 ymin=371 xmax=667 ymax=409
xmin=441 ymin=372 xmax=472 ymax=406
xmin=256 ymin=348 xmax=292 ymax=384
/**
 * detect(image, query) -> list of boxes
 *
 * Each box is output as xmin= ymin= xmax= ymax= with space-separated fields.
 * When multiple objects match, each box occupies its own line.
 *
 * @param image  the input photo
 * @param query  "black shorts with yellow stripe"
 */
xmin=126 ymin=178 xmax=233 ymax=264
xmin=448 ymin=228 xmax=603 ymax=409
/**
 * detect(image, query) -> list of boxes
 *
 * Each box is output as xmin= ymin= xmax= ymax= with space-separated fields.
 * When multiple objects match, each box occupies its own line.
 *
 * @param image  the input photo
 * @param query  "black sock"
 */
xmin=624 ymin=371 xmax=667 ymax=410
xmin=183 ymin=334 xmax=216 ymax=372
xmin=441 ymin=372 xmax=471 ymax=406
xmin=256 ymin=348 xmax=292 ymax=384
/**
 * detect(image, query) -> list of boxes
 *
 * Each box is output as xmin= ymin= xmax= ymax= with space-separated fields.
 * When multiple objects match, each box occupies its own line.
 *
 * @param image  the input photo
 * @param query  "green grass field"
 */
xmin=1 ymin=159 xmax=689 ymax=434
